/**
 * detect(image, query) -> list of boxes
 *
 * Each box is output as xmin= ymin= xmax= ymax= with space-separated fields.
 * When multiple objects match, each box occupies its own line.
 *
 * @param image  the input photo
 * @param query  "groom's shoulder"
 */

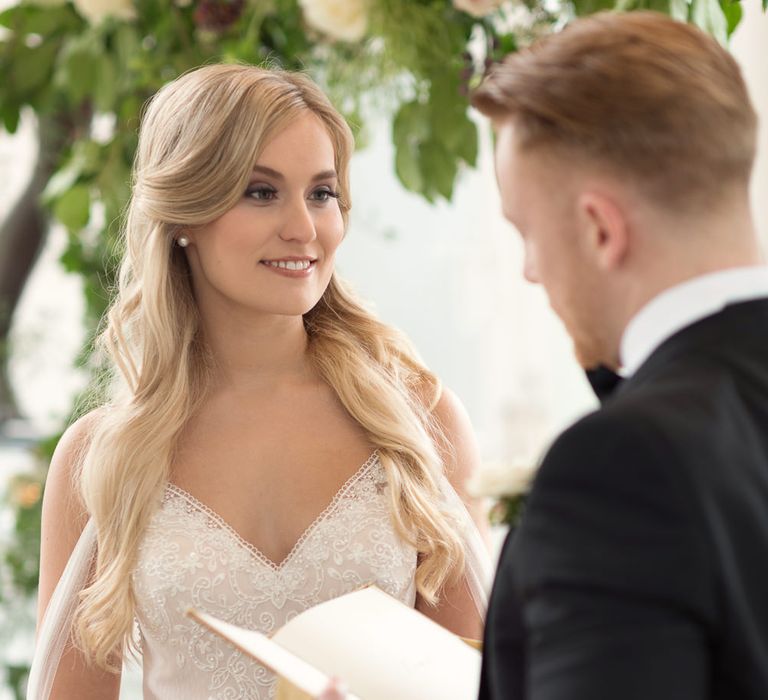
xmin=537 ymin=401 xmax=684 ymax=491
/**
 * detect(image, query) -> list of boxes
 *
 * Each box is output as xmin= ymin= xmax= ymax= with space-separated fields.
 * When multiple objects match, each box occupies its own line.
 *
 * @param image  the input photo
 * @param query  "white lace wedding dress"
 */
xmin=28 ymin=452 xmax=490 ymax=700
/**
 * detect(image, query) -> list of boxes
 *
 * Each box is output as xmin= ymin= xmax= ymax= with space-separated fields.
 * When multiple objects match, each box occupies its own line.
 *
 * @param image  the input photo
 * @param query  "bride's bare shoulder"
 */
xmin=49 ymin=409 xmax=106 ymax=480
xmin=44 ymin=408 xmax=109 ymax=533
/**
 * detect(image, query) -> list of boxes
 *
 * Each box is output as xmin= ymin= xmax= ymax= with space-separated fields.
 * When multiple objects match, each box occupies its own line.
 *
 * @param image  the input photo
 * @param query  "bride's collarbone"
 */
xmin=166 ymin=447 xmax=378 ymax=566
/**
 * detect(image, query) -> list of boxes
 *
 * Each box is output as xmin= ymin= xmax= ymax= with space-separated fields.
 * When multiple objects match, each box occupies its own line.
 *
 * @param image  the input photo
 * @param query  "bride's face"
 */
xmin=182 ymin=112 xmax=345 ymax=319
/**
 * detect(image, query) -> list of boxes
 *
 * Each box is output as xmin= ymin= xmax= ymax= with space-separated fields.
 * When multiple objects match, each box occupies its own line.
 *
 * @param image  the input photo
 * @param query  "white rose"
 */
xmin=453 ymin=0 xmax=504 ymax=18
xmin=299 ymin=0 xmax=368 ymax=43
xmin=467 ymin=461 xmax=537 ymax=499
xmin=23 ymin=0 xmax=68 ymax=6
xmin=73 ymin=0 xmax=136 ymax=24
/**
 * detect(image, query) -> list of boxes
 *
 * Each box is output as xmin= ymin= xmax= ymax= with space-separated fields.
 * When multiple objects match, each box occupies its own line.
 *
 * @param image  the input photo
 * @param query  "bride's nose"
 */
xmin=278 ymin=200 xmax=317 ymax=243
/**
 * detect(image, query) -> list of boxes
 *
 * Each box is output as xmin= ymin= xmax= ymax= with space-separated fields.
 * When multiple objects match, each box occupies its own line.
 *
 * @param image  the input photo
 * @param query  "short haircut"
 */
xmin=471 ymin=11 xmax=758 ymax=210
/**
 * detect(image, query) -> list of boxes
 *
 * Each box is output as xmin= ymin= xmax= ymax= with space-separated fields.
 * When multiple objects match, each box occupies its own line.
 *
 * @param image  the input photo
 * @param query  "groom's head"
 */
xmin=472 ymin=11 xmax=758 ymax=369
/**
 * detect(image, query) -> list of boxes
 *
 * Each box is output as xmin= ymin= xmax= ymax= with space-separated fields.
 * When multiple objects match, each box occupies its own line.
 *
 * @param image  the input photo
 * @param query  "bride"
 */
xmin=29 ymin=64 xmax=491 ymax=699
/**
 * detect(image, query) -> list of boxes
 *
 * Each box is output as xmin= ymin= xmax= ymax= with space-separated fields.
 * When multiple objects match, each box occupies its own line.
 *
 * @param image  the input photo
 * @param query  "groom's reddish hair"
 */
xmin=471 ymin=11 xmax=757 ymax=211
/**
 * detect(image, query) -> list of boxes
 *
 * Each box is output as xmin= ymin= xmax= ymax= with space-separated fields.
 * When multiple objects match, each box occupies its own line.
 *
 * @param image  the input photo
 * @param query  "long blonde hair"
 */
xmin=75 ymin=64 xmax=466 ymax=669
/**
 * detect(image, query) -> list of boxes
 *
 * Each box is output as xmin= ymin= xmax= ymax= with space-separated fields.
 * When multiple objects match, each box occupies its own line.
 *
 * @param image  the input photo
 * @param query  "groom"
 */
xmin=472 ymin=10 xmax=768 ymax=700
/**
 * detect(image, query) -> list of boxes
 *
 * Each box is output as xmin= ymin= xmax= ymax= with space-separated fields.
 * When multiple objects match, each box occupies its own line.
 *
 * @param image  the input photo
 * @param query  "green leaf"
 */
xmin=720 ymin=0 xmax=743 ymax=36
xmin=13 ymin=3 xmax=82 ymax=35
xmin=55 ymin=34 xmax=101 ymax=105
xmin=93 ymin=54 xmax=118 ymax=111
xmin=114 ymin=23 xmax=141 ymax=69
xmin=419 ymin=142 xmax=457 ymax=201
xmin=1 ymin=103 xmax=21 ymax=133
xmin=571 ymin=0 xmax=616 ymax=16
xmin=59 ymin=234 xmax=85 ymax=273
xmin=394 ymin=140 xmax=424 ymax=195
xmin=12 ymin=41 xmax=59 ymax=95
xmin=495 ymin=33 xmax=517 ymax=57
xmin=691 ymin=0 xmax=728 ymax=43
xmin=54 ymin=184 xmax=91 ymax=230
xmin=0 ymin=5 xmax=21 ymax=29
xmin=43 ymin=141 xmax=102 ymax=203
xmin=392 ymin=101 xmax=430 ymax=147
xmin=454 ymin=116 xmax=478 ymax=167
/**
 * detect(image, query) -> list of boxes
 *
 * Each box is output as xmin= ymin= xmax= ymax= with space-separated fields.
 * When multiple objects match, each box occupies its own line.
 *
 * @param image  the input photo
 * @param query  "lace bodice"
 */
xmin=132 ymin=452 xmax=418 ymax=700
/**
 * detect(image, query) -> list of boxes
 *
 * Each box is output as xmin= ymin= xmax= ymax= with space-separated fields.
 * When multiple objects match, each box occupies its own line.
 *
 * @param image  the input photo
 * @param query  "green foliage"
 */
xmin=691 ymin=0 xmax=729 ymax=42
xmin=393 ymin=73 xmax=478 ymax=202
xmin=720 ymin=0 xmax=744 ymax=36
xmin=489 ymin=492 xmax=527 ymax=528
xmin=4 ymin=665 xmax=29 ymax=700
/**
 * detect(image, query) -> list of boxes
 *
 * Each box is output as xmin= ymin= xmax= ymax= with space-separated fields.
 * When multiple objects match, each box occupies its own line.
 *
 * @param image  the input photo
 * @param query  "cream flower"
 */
xmin=467 ymin=460 xmax=537 ymax=499
xmin=23 ymin=0 xmax=68 ymax=6
xmin=299 ymin=0 xmax=368 ymax=43
xmin=453 ymin=0 xmax=504 ymax=18
xmin=73 ymin=0 xmax=136 ymax=24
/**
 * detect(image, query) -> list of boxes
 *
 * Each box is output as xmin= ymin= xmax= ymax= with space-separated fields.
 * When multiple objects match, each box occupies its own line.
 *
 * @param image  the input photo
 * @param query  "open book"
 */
xmin=187 ymin=586 xmax=482 ymax=700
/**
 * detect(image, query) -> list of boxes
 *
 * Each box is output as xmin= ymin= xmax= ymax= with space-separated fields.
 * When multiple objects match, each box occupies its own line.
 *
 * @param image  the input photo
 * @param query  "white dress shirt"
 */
xmin=620 ymin=266 xmax=768 ymax=377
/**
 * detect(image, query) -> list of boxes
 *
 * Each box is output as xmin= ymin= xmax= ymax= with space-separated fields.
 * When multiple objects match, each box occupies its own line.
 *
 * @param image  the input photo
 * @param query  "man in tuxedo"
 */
xmin=471 ymin=10 xmax=768 ymax=700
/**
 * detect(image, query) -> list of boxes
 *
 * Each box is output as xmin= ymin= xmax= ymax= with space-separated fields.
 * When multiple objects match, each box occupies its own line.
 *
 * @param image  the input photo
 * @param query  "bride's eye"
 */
xmin=245 ymin=185 xmax=277 ymax=201
xmin=310 ymin=187 xmax=340 ymax=203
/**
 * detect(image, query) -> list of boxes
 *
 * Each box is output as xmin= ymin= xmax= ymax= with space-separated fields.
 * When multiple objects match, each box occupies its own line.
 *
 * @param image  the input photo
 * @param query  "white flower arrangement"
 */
xmin=299 ymin=0 xmax=369 ymax=42
xmin=453 ymin=0 xmax=505 ymax=18
xmin=73 ymin=0 xmax=137 ymax=24
xmin=468 ymin=460 xmax=537 ymax=526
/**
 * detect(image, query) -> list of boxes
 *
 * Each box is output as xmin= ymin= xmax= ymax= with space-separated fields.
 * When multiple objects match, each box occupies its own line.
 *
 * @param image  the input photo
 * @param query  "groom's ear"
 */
xmin=576 ymin=190 xmax=630 ymax=271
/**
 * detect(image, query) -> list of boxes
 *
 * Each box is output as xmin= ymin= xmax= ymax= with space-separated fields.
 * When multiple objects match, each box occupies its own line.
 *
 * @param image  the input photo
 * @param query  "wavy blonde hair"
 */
xmin=74 ymin=64 xmax=466 ymax=670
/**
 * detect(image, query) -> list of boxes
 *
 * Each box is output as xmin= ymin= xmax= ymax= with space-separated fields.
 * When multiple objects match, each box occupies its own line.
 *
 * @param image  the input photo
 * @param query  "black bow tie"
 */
xmin=586 ymin=365 xmax=624 ymax=402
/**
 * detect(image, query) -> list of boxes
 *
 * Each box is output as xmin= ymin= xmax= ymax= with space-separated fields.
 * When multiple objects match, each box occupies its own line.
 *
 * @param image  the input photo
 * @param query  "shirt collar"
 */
xmin=620 ymin=266 xmax=768 ymax=377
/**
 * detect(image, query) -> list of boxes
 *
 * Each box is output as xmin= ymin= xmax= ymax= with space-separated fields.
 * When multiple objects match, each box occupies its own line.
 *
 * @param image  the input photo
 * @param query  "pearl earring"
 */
xmin=177 ymin=236 xmax=190 ymax=248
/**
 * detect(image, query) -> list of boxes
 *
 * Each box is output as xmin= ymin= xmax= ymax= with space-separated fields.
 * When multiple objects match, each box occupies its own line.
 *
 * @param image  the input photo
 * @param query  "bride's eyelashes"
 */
xmin=244 ymin=184 xmax=278 ymax=202
xmin=309 ymin=186 xmax=341 ymax=203
xmin=243 ymin=184 xmax=340 ymax=204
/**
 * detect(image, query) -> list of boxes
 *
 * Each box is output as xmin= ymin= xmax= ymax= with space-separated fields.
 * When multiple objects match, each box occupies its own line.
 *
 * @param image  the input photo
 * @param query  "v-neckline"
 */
xmin=165 ymin=451 xmax=380 ymax=572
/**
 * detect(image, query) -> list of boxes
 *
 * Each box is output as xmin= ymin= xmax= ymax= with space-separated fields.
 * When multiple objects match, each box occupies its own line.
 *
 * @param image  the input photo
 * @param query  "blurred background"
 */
xmin=0 ymin=0 xmax=766 ymax=697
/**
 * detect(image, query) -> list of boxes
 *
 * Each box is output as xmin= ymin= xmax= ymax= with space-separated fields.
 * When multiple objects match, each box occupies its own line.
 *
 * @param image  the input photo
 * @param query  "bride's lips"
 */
xmin=259 ymin=257 xmax=317 ymax=278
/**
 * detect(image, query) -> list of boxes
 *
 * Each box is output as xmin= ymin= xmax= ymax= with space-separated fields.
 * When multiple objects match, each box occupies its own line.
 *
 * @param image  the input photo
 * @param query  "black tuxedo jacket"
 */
xmin=480 ymin=299 xmax=768 ymax=700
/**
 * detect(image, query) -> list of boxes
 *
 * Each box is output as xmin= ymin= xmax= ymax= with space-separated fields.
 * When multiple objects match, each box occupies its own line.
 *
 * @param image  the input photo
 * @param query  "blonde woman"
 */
xmin=29 ymin=65 xmax=491 ymax=699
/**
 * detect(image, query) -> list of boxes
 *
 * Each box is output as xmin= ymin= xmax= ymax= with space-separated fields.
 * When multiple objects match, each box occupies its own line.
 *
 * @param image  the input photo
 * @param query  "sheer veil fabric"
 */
xmin=27 ymin=471 xmax=491 ymax=699
xmin=26 ymin=519 xmax=97 ymax=700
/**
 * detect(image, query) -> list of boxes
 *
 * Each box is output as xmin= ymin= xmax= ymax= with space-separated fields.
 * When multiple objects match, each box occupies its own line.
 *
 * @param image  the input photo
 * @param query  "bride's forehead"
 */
xmin=253 ymin=126 xmax=336 ymax=180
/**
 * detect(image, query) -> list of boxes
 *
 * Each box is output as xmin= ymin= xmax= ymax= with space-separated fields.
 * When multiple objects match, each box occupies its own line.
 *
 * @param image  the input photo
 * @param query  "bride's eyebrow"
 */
xmin=251 ymin=165 xmax=337 ymax=182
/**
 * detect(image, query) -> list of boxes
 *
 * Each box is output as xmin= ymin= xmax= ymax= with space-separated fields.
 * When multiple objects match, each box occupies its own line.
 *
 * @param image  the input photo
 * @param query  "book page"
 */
xmin=272 ymin=586 xmax=481 ymax=700
xmin=187 ymin=609 xmax=357 ymax=699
